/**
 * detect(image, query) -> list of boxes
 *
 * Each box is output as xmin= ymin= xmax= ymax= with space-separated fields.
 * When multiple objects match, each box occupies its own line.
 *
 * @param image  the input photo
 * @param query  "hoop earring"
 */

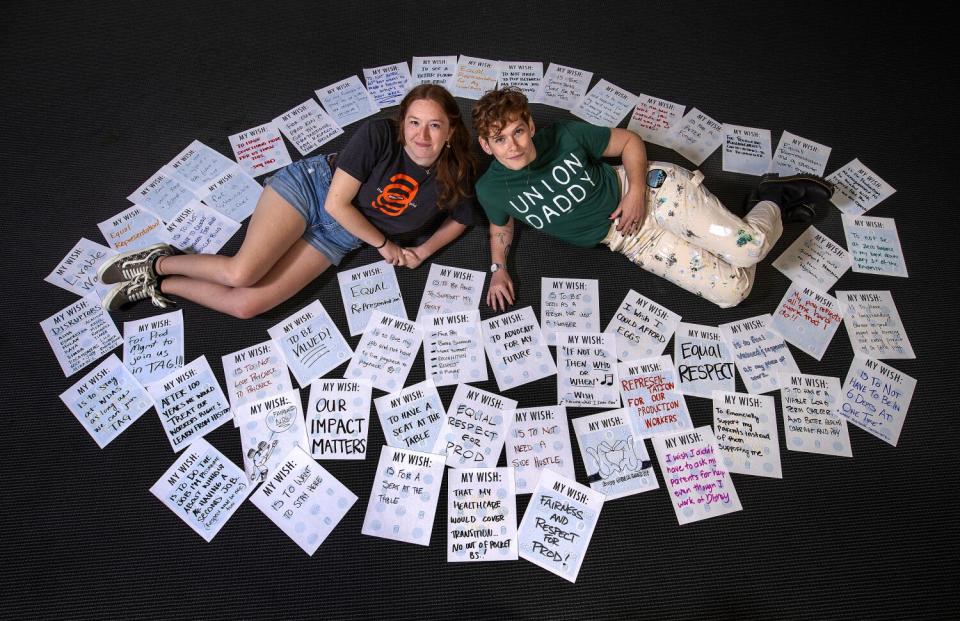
xmin=445 ymin=141 xmax=451 ymax=149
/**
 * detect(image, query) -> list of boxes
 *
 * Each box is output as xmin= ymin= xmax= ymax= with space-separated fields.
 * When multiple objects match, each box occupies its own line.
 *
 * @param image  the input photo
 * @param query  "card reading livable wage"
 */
xmin=46 ymin=237 xmax=117 ymax=300
xmin=780 ymin=373 xmax=852 ymax=457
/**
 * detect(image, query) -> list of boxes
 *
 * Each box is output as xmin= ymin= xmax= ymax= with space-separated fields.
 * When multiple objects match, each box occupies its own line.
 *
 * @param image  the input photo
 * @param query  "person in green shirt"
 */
xmin=472 ymin=88 xmax=833 ymax=309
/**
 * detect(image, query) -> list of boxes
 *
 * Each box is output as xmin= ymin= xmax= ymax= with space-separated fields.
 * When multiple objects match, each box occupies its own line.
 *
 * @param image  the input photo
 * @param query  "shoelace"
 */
xmin=119 ymin=249 xmax=162 ymax=280
xmin=125 ymin=273 xmax=171 ymax=308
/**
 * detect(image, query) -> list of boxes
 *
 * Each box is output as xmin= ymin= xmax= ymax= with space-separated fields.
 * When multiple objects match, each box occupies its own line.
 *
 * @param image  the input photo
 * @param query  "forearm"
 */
xmin=489 ymin=219 xmax=514 ymax=265
xmin=621 ymin=132 xmax=648 ymax=191
xmin=325 ymin=199 xmax=387 ymax=246
xmin=415 ymin=217 xmax=467 ymax=259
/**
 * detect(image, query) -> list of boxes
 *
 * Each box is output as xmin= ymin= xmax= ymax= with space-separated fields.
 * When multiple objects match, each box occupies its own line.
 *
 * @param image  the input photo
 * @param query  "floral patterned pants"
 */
xmin=602 ymin=162 xmax=783 ymax=308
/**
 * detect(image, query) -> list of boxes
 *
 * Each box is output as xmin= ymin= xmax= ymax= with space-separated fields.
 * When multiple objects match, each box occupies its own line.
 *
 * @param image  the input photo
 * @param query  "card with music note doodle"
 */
xmin=556 ymin=333 xmax=620 ymax=408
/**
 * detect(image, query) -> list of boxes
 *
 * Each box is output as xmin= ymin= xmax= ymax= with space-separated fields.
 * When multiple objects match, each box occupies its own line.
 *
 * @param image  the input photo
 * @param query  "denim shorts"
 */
xmin=264 ymin=154 xmax=361 ymax=265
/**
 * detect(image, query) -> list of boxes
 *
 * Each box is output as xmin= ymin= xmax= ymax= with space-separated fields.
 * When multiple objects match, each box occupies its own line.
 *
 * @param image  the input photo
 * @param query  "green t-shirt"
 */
xmin=476 ymin=121 xmax=620 ymax=247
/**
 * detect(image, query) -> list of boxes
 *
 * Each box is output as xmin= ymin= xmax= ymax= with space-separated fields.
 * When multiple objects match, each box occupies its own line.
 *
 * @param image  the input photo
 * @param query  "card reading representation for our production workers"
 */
xmin=46 ymin=237 xmax=117 ymax=299
xmin=668 ymin=107 xmax=724 ymax=166
xmin=839 ymin=354 xmax=916 ymax=447
xmin=123 ymin=310 xmax=184 ymax=385
xmin=228 ymin=122 xmax=292 ymax=178
xmin=556 ymin=333 xmax=620 ymax=408
xmin=496 ymin=61 xmax=543 ymax=96
xmin=605 ymin=289 xmax=681 ymax=362
xmin=416 ymin=263 xmax=484 ymax=323
xmin=617 ymin=355 xmax=692 ymax=438
xmin=306 ymin=378 xmax=371 ymax=460
xmin=411 ymin=55 xmax=457 ymax=87
xmin=268 ymin=300 xmax=352 ymax=387
xmin=374 ymin=379 xmax=446 ymax=454
xmin=98 ymin=205 xmax=166 ymax=252
xmin=199 ymin=166 xmax=263 ymax=222
xmin=835 ymin=290 xmax=914 ymax=359
xmin=449 ymin=55 xmax=500 ymax=99
xmin=163 ymin=200 xmax=241 ymax=254
xmin=423 ymin=310 xmax=488 ymax=387
xmin=128 ymin=167 xmax=198 ymax=223
xmin=361 ymin=446 xmax=445 ymax=547
xmin=712 ymin=391 xmax=782 ymax=478
xmin=506 ymin=406 xmax=575 ymax=495
xmin=772 ymin=225 xmax=850 ymax=291
xmin=447 ymin=467 xmax=518 ymax=563
xmin=627 ymin=94 xmax=685 ymax=149
xmin=721 ymin=124 xmax=772 ymax=176
xmin=147 ymin=356 xmax=232 ymax=452
xmin=517 ymin=469 xmax=604 ymax=583
xmin=222 ymin=339 xmax=293 ymax=418
xmin=249 ymin=445 xmax=357 ymax=556
xmin=532 ymin=62 xmax=593 ymax=110
xmin=768 ymin=130 xmax=832 ymax=177
xmin=59 ymin=354 xmax=152 ymax=448
xmin=768 ymin=282 xmax=843 ymax=361
xmin=315 ymin=75 xmax=381 ymax=128
xmin=165 ymin=139 xmax=235 ymax=194
xmin=41 ymin=292 xmax=122 ymax=377
xmin=572 ymin=408 xmax=658 ymax=500
xmin=438 ymin=383 xmax=515 ymax=469
xmin=236 ymin=389 xmax=309 ymax=484
xmin=827 ymin=158 xmax=896 ymax=215
xmin=780 ymin=373 xmax=852 ymax=458
xmin=540 ymin=277 xmax=601 ymax=347
xmin=482 ymin=306 xmax=557 ymax=392
xmin=719 ymin=314 xmax=799 ymax=394
xmin=344 ymin=311 xmax=423 ymax=393
xmin=841 ymin=214 xmax=908 ymax=277
xmin=274 ymin=98 xmax=343 ymax=156
xmin=362 ymin=61 xmax=413 ymax=107
xmin=674 ymin=323 xmax=735 ymax=399
xmin=337 ymin=260 xmax=405 ymax=336
xmin=571 ymin=79 xmax=640 ymax=128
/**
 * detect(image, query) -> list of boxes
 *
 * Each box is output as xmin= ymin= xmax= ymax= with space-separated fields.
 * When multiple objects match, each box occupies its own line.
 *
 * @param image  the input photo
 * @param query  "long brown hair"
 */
xmin=396 ymin=84 xmax=477 ymax=210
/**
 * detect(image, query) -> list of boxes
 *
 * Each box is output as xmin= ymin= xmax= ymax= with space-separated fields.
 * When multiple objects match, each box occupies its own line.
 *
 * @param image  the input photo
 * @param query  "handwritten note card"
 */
xmin=228 ymin=122 xmax=292 ymax=178
xmin=571 ymin=79 xmax=639 ymax=128
xmin=674 ymin=323 xmax=735 ymax=398
xmin=46 ymin=237 xmax=116 ymax=299
xmin=557 ymin=333 xmax=620 ymax=407
xmin=200 ymin=166 xmax=262 ymax=222
xmin=97 ymin=205 xmax=165 ymax=251
xmin=269 ymin=300 xmax=352 ymax=387
xmin=147 ymin=356 xmax=231 ymax=452
xmin=424 ymin=310 xmax=488 ymax=386
xmin=416 ymin=263 xmax=484 ymax=323
xmin=769 ymin=131 xmax=832 ymax=177
xmin=315 ymin=75 xmax=381 ymax=128
xmin=166 ymin=140 xmax=235 ymax=194
xmin=496 ymin=60 xmax=543 ymax=96
xmin=374 ymin=379 xmax=446 ymax=454
xmin=128 ymin=168 xmax=197 ymax=223
xmin=719 ymin=314 xmax=799 ymax=394
xmin=221 ymin=340 xmax=293 ymax=413
xmin=338 ymin=260 xmax=405 ymax=336
xmin=627 ymin=94 xmax=685 ymax=148
xmin=41 ymin=293 xmax=122 ymax=377
xmin=482 ymin=306 xmax=557 ymax=391
xmin=60 ymin=354 xmax=152 ymax=448
xmin=540 ymin=277 xmax=601 ymax=346
xmin=827 ymin=158 xmax=896 ymax=215
xmin=274 ymin=98 xmax=343 ymax=156
xmin=532 ymin=63 xmax=593 ymax=110
xmin=150 ymin=439 xmax=250 ymax=542
xmin=840 ymin=354 xmax=916 ymax=446
xmin=163 ymin=200 xmax=241 ymax=254
xmin=572 ymin=408 xmax=658 ymax=500
xmin=450 ymin=55 xmax=500 ymax=99
xmin=617 ymin=356 xmax=692 ymax=438
xmin=652 ymin=426 xmax=742 ymax=525
xmin=439 ymin=384 xmax=515 ymax=468
xmin=772 ymin=225 xmax=850 ymax=290
xmin=362 ymin=446 xmax=445 ymax=546
xmin=447 ymin=467 xmax=518 ymax=562
xmin=605 ymin=289 xmax=681 ymax=361
xmin=306 ymin=378 xmax=371 ymax=460
xmin=236 ymin=389 xmax=309 ymax=483
xmin=506 ymin=406 xmax=575 ymax=494
xmin=250 ymin=446 xmax=356 ymax=555
xmin=344 ymin=311 xmax=423 ymax=392
xmin=722 ymin=124 xmax=772 ymax=175
xmin=768 ymin=282 xmax=843 ymax=361
xmin=411 ymin=55 xmax=457 ymax=87
xmin=712 ymin=391 xmax=781 ymax=478
xmin=780 ymin=373 xmax=852 ymax=457
xmin=835 ymin=290 xmax=914 ymax=359
xmin=123 ymin=310 xmax=184 ymax=385
xmin=363 ymin=62 xmax=413 ymax=107
xmin=841 ymin=214 xmax=908 ymax=277
xmin=668 ymin=107 xmax=724 ymax=166
xmin=517 ymin=469 xmax=603 ymax=583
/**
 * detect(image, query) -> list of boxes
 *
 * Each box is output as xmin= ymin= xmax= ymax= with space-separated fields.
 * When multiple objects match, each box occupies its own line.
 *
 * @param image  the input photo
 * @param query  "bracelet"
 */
xmin=374 ymin=236 xmax=388 ymax=249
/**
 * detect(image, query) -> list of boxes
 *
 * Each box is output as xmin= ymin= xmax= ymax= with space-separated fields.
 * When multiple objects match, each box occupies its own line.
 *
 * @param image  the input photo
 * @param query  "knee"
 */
xmin=222 ymin=260 xmax=265 ymax=288
xmin=704 ymin=272 xmax=754 ymax=308
xmin=226 ymin=291 xmax=279 ymax=320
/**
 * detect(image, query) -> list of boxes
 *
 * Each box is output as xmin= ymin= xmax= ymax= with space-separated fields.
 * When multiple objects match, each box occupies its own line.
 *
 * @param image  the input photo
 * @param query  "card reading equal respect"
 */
xmin=150 ymin=438 xmax=251 ymax=542
xmin=147 ymin=356 xmax=232 ymax=452
xmin=506 ymin=406 xmax=575 ymax=494
xmin=835 ymin=290 xmax=914 ymax=359
xmin=447 ymin=467 xmax=518 ymax=562
xmin=674 ymin=323 xmax=735 ymax=398
xmin=840 ymin=354 xmax=916 ymax=446
xmin=46 ymin=237 xmax=116 ymax=299
xmin=556 ymin=333 xmax=620 ymax=408
xmin=123 ymin=310 xmax=185 ymax=385
xmin=572 ymin=408 xmax=658 ymax=500
xmin=540 ymin=277 xmax=601 ymax=346
xmin=374 ymin=379 xmax=446 ymax=454
xmin=416 ymin=263 xmax=484 ymax=323
xmin=222 ymin=339 xmax=293 ymax=415
xmin=719 ymin=314 xmax=799 ymax=394
xmin=780 ymin=373 xmax=852 ymax=457
xmin=249 ymin=446 xmax=357 ymax=556
xmin=605 ymin=289 xmax=681 ymax=361
xmin=617 ymin=355 xmax=692 ymax=438
xmin=482 ymin=306 xmax=556 ymax=392
xmin=772 ymin=225 xmax=850 ymax=290
xmin=41 ymin=293 xmax=122 ymax=377
xmin=423 ymin=310 xmax=487 ymax=387
xmin=236 ymin=389 xmax=309 ymax=484
xmin=306 ymin=378 xmax=371 ymax=460
xmin=268 ymin=300 xmax=352 ymax=387
xmin=338 ymin=260 xmax=405 ymax=336
xmin=345 ymin=311 xmax=423 ymax=393
xmin=517 ymin=469 xmax=603 ymax=583
xmin=768 ymin=282 xmax=843 ymax=361
xmin=712 ymin=391 xmax=782 ymax=478
xmin=438 ymin=384 xmax=515 ymax=468
xmin=362 ymin=446 xmax=445 ymax=547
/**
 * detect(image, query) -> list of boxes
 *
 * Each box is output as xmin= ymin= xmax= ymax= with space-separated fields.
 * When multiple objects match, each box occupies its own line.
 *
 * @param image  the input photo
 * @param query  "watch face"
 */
xmin=490 ymin=263 xmax=500 ymax=272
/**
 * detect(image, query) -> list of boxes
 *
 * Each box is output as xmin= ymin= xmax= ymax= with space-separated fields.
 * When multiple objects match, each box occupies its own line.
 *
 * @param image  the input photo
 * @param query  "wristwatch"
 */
xmin=490 ymin=263 xmax=504 ymax=273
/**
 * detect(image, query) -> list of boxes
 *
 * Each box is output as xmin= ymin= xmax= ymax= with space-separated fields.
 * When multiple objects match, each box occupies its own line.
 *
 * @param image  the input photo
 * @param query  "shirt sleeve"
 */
xmin=562 ymin=121 xmax=612 ymax=160
xmin=449 ymin=191 xmax=478 ymax=226
xmin=334 ymin=119 xmax=392 ymax=183
xmin=475 ymin=177 xmax=510 ymax=226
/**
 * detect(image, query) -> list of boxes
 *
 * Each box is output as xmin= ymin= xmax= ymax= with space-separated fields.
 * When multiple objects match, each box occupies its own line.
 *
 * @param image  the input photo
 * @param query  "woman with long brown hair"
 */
xmin=98 ymin=84 xmax=478 ymax=318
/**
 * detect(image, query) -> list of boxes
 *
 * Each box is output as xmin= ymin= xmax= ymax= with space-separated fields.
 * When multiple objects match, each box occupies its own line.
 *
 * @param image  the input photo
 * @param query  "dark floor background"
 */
xmin=3 ymin=1 xmax=957 ymax=618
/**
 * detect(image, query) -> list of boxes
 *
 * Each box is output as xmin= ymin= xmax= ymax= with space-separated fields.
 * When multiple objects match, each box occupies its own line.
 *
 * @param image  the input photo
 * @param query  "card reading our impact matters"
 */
xmin=374 ymin=379 xmax=446 ymax=454
xmin=338 ymin=261 xmax=405 ymax=336
xmin=41 ymin=293 xmax=122 ymax=378
xmin=147 ymin=356 xmax=232 ymax=452
xmin=222 ymin=340 xmax=293 ymax=415
xmin=482 ymin=306 xmax=556 ymax=392
xmin=768 ymin=282 xmax=844 ymax=361
xmin=651 ymin=426 xmax=742 ymax=525
xmin=362 ymin=446 xmax=445 ymax=547
xmin=60 ymin=354 xmax=152 ymax=448
xmin=517 ymin=469 xmax=603 ymax=584
xmin=306 ymin=379 xmax=371 ymax=460
xmin=268 ymin=300 xmax=352 ymax=387
xmin=571 ymin=79 xmax=640 ymax=128
xmin=315 ymin=75 xmax=381 ymax=128
xmin=719 ymin=314 xmax=799 ymax=394
xmin=827 ymin=158 xmax=896 ymax=216
xmin=540 ymin=277 xmax=601 ymax=346
xmin=46 ymin=238 xmax=116 ymax=299
xmin=835 ymin=290 xmax=914 ymax=359
xmin=249 ymin=446 xmax=357 ymax=556
xmin=423 ymin=310 xmax=487 ymax=387
xmin=447 ymin=468 xmax=518 ymax=563
xmin=506 ymin=406 xmax=575 ymax=494
xmin=556 ymin=333 xmax=620 ymax=408
xmin=840 ymin=354 xmax=916 ymax=447
xmin=438 ymin=384 xmax=516 ymax=469
xmin=236 ymin=389 xmax=309 ymax=484
xmin=772 ymin=225 xmax=850 ymax=290
xmin=780 ymin=373 xmax=852 ymax=457
xmin=617 ymin=356 xmax=692 ymax=438
xmin=627 ymin=94 xmax=685 ymax=149
xmin=572 ymin=408 xmax=658 ymax=500
xmin=123 ymin=310 xmax=185 ymax=385
xmin=345 ymin=311 xmax=423 ymax=393
xmin=712 ymin=391 xmax=782 ymax=479
xmin=674 ymin=323 xmax=735 ymax=399
xmin=416 ymin=263 xmax=484 ymax=323
xmin=532 ymin=63 xmax=593 ymax=110
xmin=605 ymin=289 xmax=681 ymax=362
xmin=150 ymin=438 xmax=250 ymax=542
xmin=841 ymin=214 xmax=908 ymax=278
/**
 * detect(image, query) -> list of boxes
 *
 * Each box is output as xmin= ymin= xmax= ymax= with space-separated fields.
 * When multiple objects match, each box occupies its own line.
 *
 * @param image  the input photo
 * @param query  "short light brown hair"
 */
xmin=472 ymin=88 xmax=532 ymax=140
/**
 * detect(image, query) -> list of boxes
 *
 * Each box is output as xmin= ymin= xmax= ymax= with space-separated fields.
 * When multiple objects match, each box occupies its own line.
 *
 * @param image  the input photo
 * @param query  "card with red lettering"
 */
xmin=780 ymin=373 xmax=852 ymax=457
xmin=97 ymin=205 xmax=166 ymax=252
xmin=438 ymin=384 xmax=515 ymax=468
xmin=712 ymin=391 xmax=781 ymax=478
xmin=768 ymin=282 xmax=844 ymax=361
xmin=674 ymin=323 xmax=735 ymax=398
xmin=617 ymin=355 xmax=692 ymax=438
xmin=306 ymin=378 xmax=371 ymax=460
xmin=627 ymin=94 xmax=686 ymax=148
xmin=505 ymin=406 xmax=575 ymax=494
xmin=222 ymin=340 xmax=293 ymax=424
xmin=361 ymin=446 xmax=445 ymax=546
xmin=374 ymin=379 xmax=446 ymax=454
xmin=839 ymin=354 xmax=916 ymax=446
xmin=572 ymin=408 xmax=658 ymax=500
xmin=236 ymin=389 xmax=309 ymax=484
xmin=517 ymin=469 xmax=604 ymax=583
xmin=447 ymin=467 xmax=518 ymax=562
xmin=651 ymin=426 xmax=742 ymax=525
xmin=228 ymin=121 xmax=292 ymax=178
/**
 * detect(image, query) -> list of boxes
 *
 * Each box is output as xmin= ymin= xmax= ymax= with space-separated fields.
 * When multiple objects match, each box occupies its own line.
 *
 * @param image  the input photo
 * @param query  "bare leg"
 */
xmin=156 ymin=186 xmax=308 ymax=287
xmin=160 ymin=239 xmax=332 ymax=319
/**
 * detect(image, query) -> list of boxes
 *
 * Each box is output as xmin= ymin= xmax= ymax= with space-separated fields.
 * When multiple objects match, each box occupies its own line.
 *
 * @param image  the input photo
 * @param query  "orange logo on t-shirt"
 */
xmin=372 ymin=173 xmax=420 ymax=216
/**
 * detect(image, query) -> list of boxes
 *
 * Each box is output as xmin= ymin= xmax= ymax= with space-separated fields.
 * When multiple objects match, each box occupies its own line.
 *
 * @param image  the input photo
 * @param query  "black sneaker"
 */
xmin=101 ymin=273 xmax=174 ymax=311
xmin=97 ymin=243 xmax=178 ymax=285
xmin=749 ymin=173 xmax=834 ymax=223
